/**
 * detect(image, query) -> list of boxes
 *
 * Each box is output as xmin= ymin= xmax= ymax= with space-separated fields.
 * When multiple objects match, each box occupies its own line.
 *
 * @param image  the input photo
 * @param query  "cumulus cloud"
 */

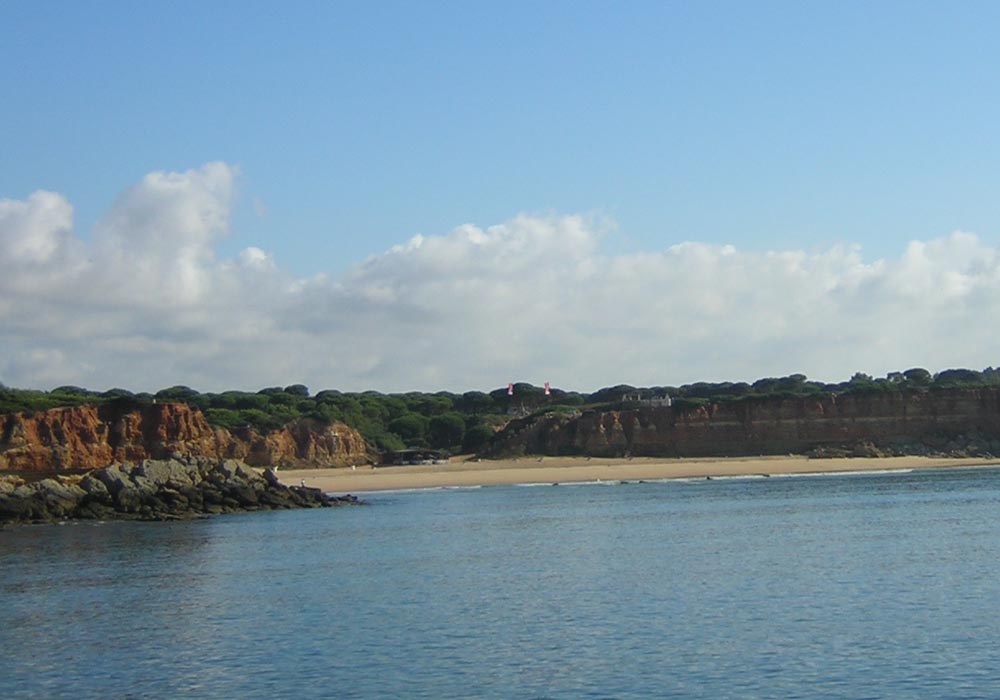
xmin=1 ymin=162 xmax=999 ymax=393
xmin=238 ymin=246 xmax=275 ymax=271
xmin=91 ymin=161 xmax=237 ymax=305
xmin=0 ymin=190 xmax=77 ymax=266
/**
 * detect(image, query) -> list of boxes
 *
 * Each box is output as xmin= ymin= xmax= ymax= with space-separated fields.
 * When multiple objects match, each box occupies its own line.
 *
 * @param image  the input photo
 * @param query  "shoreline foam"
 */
xmin=278 ymin=455 xmax=999 ymax=495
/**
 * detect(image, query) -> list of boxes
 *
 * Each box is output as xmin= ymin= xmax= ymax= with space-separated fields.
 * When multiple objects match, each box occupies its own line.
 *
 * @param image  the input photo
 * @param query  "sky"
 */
xmin=3 ymin=1 xmax=1000 ymax=394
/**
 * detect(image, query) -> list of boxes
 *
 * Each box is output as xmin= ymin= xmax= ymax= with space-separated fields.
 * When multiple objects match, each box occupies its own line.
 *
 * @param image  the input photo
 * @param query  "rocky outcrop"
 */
xmin=0 ymin=403 xmax=376 ymax=472
xmin=481 ymin=388 xmax=1000 ymax=459
xmin=0 ymin=457 xmax=360 ymax=524
xmin=226 ymin=420 xmax=374 ymax=469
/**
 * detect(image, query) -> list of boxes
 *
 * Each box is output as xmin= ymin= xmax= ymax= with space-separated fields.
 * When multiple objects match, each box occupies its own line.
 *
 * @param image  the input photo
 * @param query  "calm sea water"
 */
xmin=4 ymin=467 xmax=1000 ymax=699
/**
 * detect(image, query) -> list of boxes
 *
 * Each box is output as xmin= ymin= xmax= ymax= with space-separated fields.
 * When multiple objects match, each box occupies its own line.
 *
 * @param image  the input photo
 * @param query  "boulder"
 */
xmin=0 ymin=458 xmax=362 ymax=525
xmin=79 ymin=474 xmax=110 ymax=500
xmin=135 ymin=459 xmax=198 ymax=489
xmin=0 ymin=475 xmax=23 ymax=495
xmin=94 ymin=464 xmax=132 ymax=496
xmin=35 ymin=479 xmax=86 ymax=518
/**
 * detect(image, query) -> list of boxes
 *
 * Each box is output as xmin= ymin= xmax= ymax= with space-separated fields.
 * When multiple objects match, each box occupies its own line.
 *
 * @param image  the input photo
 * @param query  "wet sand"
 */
xmin=278 ymin=455 xmax=999 ymax=494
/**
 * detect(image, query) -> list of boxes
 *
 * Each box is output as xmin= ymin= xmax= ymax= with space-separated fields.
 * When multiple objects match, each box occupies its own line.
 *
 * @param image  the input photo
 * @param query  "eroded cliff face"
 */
xmin=225 ymin=420 xmax=373 ymax=469
xmin=483 ymin=389 xmax=1000 ymax=458
xmin=0 ymin=403 xmax=375 ymax=472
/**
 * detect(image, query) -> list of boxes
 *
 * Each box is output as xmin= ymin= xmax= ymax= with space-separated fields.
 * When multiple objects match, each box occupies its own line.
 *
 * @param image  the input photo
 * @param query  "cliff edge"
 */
xmin=0 ymin=403 xmax=376 ymax=472
xmin=481 ymin=388 xmax=1000 ymax=459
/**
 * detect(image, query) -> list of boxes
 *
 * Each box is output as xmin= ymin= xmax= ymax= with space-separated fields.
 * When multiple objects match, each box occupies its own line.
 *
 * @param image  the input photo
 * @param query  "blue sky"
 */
xmin=3 ymin=1 xmax=1000 ymax=392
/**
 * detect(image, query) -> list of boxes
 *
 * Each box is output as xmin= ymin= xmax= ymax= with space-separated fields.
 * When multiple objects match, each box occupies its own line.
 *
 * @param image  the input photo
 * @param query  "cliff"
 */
xmin=0 ymin=403 xmax=376 ymax=472
xmin=482 ymin=388 xmax=1000 ymax=459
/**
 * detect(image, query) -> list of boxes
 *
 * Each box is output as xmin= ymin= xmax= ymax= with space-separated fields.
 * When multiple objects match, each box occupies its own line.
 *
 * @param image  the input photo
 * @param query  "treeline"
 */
xmin=0 ymin=383 xmax=563 ymax=455
xmin=617 ymin=367 xmax=1000 ymax=404
xmin=2 ymin=366 xmax=1000 ymax=455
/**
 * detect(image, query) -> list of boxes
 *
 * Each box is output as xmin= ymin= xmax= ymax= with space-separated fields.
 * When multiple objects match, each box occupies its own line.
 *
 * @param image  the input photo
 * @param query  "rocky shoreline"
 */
xmin=0 ymin=457 xmax=361 ymax=525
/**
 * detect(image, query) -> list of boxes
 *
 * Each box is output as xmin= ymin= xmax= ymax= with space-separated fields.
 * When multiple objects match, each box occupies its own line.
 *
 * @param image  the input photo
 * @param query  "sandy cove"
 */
xmin=277 ymin=455 xmax=999 ymax=494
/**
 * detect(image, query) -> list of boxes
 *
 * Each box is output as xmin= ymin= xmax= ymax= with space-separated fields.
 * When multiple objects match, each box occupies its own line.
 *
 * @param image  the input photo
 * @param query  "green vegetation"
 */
xmin=4 ymin=366 xmax=1000 ymax=455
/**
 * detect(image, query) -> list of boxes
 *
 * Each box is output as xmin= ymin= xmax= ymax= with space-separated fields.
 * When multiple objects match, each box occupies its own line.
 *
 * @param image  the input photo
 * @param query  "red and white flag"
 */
xmin=507 ymin=383 xmax=514 ymax=396
xmin=544 ymin=382 xmax=551 ymax=396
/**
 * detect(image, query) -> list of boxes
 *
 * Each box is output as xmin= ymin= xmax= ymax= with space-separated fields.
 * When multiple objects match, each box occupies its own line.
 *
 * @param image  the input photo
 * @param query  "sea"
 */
xmin=4 ymin=466 xmax=1000 ymax=700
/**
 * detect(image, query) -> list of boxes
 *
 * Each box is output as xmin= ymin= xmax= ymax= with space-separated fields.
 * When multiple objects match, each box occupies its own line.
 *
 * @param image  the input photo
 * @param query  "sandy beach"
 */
xmin=278 ymin=455 xmax=1000 ymax=494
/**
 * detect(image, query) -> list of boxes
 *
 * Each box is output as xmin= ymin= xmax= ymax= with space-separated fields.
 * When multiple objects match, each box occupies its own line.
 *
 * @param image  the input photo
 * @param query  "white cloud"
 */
xmin=238 ymin=246 xmax=275 ymax=271
xmin=2 ymin=162 xmax=1000 ymax=393
xmin=0 ymin=190 xmax=77 ymax=265
xmin=91 ymin=161 xmax=237 ymax=306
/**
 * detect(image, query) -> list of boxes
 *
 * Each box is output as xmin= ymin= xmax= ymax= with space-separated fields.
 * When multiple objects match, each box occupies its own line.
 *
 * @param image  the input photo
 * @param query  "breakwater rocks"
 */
xmin=0 ymin=457 xmax=360 ymax=524
xmin=481 ymin=388 xmax=1000 ymax=459
xmin=0 ymin=403 xmax=377 ymax=472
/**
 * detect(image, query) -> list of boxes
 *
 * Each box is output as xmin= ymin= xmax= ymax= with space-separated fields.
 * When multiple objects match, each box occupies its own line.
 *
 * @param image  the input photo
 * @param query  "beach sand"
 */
xmin=279 ymin=455 xmax=999 ymax=494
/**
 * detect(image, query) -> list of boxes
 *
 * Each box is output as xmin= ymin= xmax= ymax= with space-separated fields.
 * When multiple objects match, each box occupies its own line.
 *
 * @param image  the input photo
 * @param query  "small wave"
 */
xmin=332 ymin=467 xmax=936 ymax=497
xmin=327 ymin=486 xmax=448 ymax=496
xmin=660 ymin=476 xmax=764 ymax=484
xmin=697 ymin=474 xmax=774 ymax=481
xmin=769 ymin=468 xmax=915 ymax=479
xmin=340 ymin=484 xmax=495 ymax=496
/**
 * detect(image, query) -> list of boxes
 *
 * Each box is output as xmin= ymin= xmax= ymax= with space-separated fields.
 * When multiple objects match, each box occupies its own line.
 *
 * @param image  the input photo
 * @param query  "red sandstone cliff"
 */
xmin=483 ymin=389 xmax=1000 ymax=458
xmin=226 ymin=419 xmax=374 ymax=469
xmin=0 ymin=403 xmax=375 ymax=472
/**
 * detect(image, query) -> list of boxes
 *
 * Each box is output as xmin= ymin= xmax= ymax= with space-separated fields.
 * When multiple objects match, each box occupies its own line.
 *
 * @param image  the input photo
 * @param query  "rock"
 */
xmin=0 ymin=479 xmax=85 ymax=522
xmin=0 ymin=403 xmax=376 ymax=473
xmin=77 ymin=500 xmax=115 ymax=520
xmin=135 ymin=459 xmax=197 ymax=489
xmin=79 ymin=474 xmax=110 ymax=499
xmin=0 ymin=487 xmax=37 ymax=521
xmin=0 ymin=457 xmax=362 ymax=525
xmin=235 ymin=463 xmax=260 ymax=482
xmin=35 ymin=479 xmax=86 ymax=518
xmin=94 ymin=464 xmax=132 ymax=496
xmin=114 ymin=484 xmax=145 ymax=513
xmin=0 ymin=475 xmax=23 ymax=495
xmin=222 ymin=482 xmax=259 ymax=507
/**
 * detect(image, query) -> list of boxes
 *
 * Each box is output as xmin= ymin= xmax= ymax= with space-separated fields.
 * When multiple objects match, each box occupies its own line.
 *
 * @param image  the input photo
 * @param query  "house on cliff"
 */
xmin=621 ymin=392 xmax=672 ymax=407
